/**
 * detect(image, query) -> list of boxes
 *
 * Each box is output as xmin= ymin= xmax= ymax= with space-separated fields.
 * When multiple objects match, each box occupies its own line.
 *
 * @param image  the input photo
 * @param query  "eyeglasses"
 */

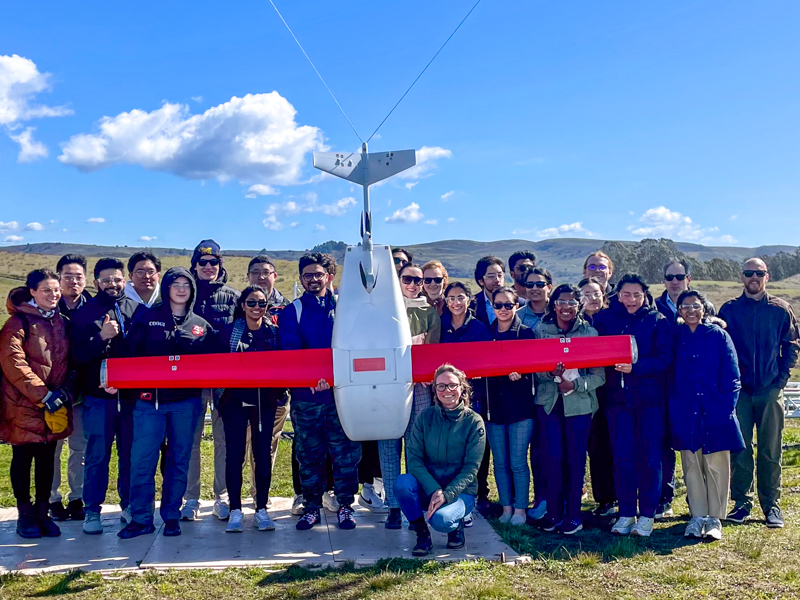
xmin=39 ymin=288 xmax=61 ymax=295
xmin=555 ymin=299 xmax=580 ymax=307
xmin=620 ymin=292 xmax=644 ymax=300
xmin=445 ymin=295 xmax=468 ymax=304
xmin=401 ymin=276 xmax=423 ymax=285
xmin=493 ymin=301 xmax=515 ymax=310
xmin=302 ymin=272 xmax=326 ymax=282
xmin=587 ymin=264 xmax=608 ymax=272
xmin=249 ymin=270 xmax=275 ymax=278
xmin=197 ymin=258 xmax=220 ymax=267
xmin=171 ymin=283 xmax=192 ymax=290
xmin=483 ymin=273 xmax=504 ymax=280
xmin=99 ymin=277 xmax=125 ymax=285
xmin=743 ymin=270 xmax=767 ymax=278
xmin=435 ymin=383 xmax=460 ymax=392
xmin=133 ymin=269 xmax=158 ymax=278
xmin=664 ymin=274 xmax=687 ymax=282
xmin=583 ymin=292 xmax=603 ymax=300
xmin=679 ymin=302 xmax=703 ymax=311
xmin=61 ymin=275 xmax=85 ymax=283
xmin=524 ymin=280 xmax=548 ymax=289
xmin=245 ymin=300 xmax=268 ymax=308
xmin=424 ymin=277 xmax=444 ymax=285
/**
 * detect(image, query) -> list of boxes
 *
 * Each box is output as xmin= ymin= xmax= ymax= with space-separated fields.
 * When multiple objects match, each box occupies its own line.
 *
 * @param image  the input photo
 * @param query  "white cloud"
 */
xmin=245 ymin=184 xmax=280 ymax=198
xmin=25 ymin=222 xmax=44 ymax=231
xmin=513 ymin=222 xmax=596 ymax=239
xmin=315 ymin=224 xmax=326 ymax=231
xmin=139 ymin=235 xmax=157 ymax=241
xmin=628 ymin=206 xmax=737 ymax=244
xmin=730 ymin=214 xmax=738 ymax=220
xmin=9 ymin=126 xmax=48 ymax=162
xmin=441 ymin=191 xmax=454 ymax=201
xmin=385 ymin=202 xmax=423 ymax=224
xmin=191 ymin=96 xmax=203 ymax=103
xmin=3 ymin=235 xmax=24 ymax=243
xmin=262 ymin=192 xmax=356 ymax=230
xmin=396 ymin=146 xmax=452 ymax=181
xmin=447 ymin=217 xmax=456 ymax=223
xmin=405 ymin=182 xmax=418 ymax=190
xmin=87 ymin=217 xmax=105 ymax=223
xmin=424 ymin=219 xmax=438 ymax=226
xmin=290 ymin=222 xmax=299 ymax=228
xmin=0 ymin=221 xmax=20 ymax=232
xmin=59 ymin=93 xmax=323 ymax=189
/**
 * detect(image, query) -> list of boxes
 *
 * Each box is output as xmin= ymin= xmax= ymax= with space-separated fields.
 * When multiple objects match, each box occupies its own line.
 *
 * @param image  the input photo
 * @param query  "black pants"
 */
xmin=11 ymin=442 xmax=57 ymax=507
xmin=588 ymin=405 xmax=616 ymax=505
xmin=222 ymin=402 xmax=277 ymax=511
xmin=292 ymin=437 xmax=334 ymax=495
xmin=358 ymin=441 xmax=382 ymax=485
xmin=477 ymin=444 xmax=491 ymax=500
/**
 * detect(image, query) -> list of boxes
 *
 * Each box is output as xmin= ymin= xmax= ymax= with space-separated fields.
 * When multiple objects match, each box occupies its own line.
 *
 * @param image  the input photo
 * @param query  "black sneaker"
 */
xmin=49 ymin=501 xmax=70 ymax=521
xmin=446 ymin=519 xmax=465 ymax=550
xmin=296 ymin=509 xmax=321 ymax=531
xmin=337 ymin=505 xmax=357 ymax=530
xmin=593 ymin=502 xmax=618 ymax=517
xmin=67 ymin=499 xmax=85 ymax=521
xmin=476 ymin=497 xmax=492 ymax=517
xmin=163 ymin=519 xmax=181 ymax=536
xmin=117 ymin=521 xmax=156 ymax=539
xmin=385 ymin=507 xmax=402 ymax=530
xmin=765 ymin=507 xmax=784 ymax=529
xmin=726 ymin=505 xmax=750 ymax=524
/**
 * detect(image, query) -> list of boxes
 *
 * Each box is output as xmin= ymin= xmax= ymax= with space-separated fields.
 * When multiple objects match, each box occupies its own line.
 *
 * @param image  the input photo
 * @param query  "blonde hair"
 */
xmin=433 ymin=363 xmax=472 ymax=408
xmin=583 ymin=251 xmax=614 ymax=272
xmin=422 ymin=260 xmax=449 ymax=301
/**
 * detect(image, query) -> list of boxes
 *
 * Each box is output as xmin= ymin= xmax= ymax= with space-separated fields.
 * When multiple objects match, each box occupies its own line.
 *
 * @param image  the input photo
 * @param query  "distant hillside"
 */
xmin=3 ymin=239 xmax=797 ymax=282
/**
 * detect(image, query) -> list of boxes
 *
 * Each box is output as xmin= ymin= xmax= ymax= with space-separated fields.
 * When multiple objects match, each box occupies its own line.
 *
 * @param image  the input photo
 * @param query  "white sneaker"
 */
xmin=83 ymin=512 xmax=103 ymax=534
xmin=322 ymin=490 xmax=339 ymax=513
xmin=266 ymin=498 xmax=272 ymax=509
xmin=180 ymin=499 xmax=200 ymax=521
xmin=510 ymin=513 xmax=526 ymax=526
xmin=213 ymin=500 xmax=230 ymax=521
xmin=358 ymin=483 xmax=388 ymax=513
xmin=526 ymin=500 xmax=547 ymax=521
xmin=226 ymin=509 xmax=244 ymax=533
xmin=120 ymin=507 xmax=132 ymax=525
xmin=704 ymin=517 xmax=722 ymax=541
xmin=254 ymin=508 xmax=275 ymax=531
xmin=611 ymin=516 xmax=636 ymax=536
xmin=684 ymin=516 xmax=705 ymax=539
xmin=464 ymin=511 xmax=474 ymax=528
xmin=631 ymin=516 xmax=654 ymax=537
xmin=498 ymin=512 xmax=512 ymax=524
xmin=373 ymin=477 xmax=384 ymax=497
xmin=291 ymin=494 xmax=305 ymax=516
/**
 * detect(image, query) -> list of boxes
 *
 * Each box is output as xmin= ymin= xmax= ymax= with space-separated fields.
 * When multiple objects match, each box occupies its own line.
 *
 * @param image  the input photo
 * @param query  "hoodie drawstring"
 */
xmin=258 ymin=389 xmax=263 ymax=433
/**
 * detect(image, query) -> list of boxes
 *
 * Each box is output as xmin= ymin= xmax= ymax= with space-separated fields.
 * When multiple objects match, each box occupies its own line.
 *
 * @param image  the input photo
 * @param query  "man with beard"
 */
xmin=70 ymin=258 xmax=143 ymax=534
xmin=720 ymin=258 xmax=799 ymax=529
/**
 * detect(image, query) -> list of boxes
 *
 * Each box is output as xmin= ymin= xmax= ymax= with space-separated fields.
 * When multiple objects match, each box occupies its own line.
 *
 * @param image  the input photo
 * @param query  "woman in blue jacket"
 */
xmin=593 ymin=273 xmax=672 ymax=537
xmin=670 ymin=290 xmax=744 ymax=541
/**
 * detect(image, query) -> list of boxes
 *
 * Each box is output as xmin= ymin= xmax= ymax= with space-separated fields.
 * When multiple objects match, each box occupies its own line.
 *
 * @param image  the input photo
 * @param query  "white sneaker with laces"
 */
xmin=254 ymin=509 xmax=275 ymax=531
xmin=373 ymin=477 xmax=384 ymax=497
xmin=684 ymin=516 xmax=705 ymax=538
xmin=120 ymin=507 xmax=132 ymax=525
xmin=180 ymin=499 xmax=200 ymax=521
xmin=631 ymin=516 xmax=654 ymax=537
xmin=213 ymin=500 xmax=231 ymax=521
xmin=83 ymin=512 xmax=103 ymax=534
xmin=611 ymin=516 xmax=636 ymax=536
xmin=464 ymin=512 xmax=474 ymax=528
xmin=322 ymin=490 xmax=339 ymax=513
xmin=291 ymin=494 xmax=305 ymax=516
xmin=358 ymin=483 xmax=388 ymax=513
xmin=226 ymin=509 xmax=244 ymax=533
xmin=704 ymin=517 xmax=722 ymax=541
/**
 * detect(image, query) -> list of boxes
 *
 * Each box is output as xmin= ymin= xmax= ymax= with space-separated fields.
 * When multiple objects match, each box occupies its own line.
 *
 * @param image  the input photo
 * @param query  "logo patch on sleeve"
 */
xmin=191 ymin=325 xmax=205 ymax=337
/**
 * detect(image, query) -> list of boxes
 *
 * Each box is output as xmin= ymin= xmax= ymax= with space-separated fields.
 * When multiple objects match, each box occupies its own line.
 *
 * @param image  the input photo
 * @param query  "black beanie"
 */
xmin=191 ymin=239 xmax=222 ymax=267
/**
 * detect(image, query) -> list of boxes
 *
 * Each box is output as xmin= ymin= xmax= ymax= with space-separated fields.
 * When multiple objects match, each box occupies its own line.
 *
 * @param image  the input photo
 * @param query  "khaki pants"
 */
xmin=50 ymin=402 xmax=85 ymax=503
xmin=681 ymin=449 xmax=730 ymax=519
xmin=185 ymin=392 xmax=227 ymax=502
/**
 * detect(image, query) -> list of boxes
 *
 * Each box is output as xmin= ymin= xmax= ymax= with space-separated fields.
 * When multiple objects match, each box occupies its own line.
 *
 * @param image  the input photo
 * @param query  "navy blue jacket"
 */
xmin=656 ymin=290 xmax=716 ymax=324
xmin=669 ymin=319 xmax=744 ymax=454
xmin=441 ymin=311 xmax=492 ymax=415
xmin=593 ymin=297 xmax=672 ymax=409
xmin=278 ymin=292 xmax=336 ymax=404
xmin=484 ymin=316 xmax=536 ymax=424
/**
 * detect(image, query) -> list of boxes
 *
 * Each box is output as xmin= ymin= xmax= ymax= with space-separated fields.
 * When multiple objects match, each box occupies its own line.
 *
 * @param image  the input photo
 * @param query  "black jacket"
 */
xmin=124 ymin=267 xmax=214 ymax=403
xmin=71 ymin=290 xmax=144 ymax=400
xmin=58 ymin=290 xmax=92 ymax=322
xmin=193 ymin=267 xmax=240 ymax=329
xmin=719 ymin=292 xmax=800 ymax=394
xmin=441 ymin=311 xmax=492 ymax=415
xmin=484 ymin=316 xmax=536 ymax=424
xmin=472 ymin=290 xmax=492 ymax=328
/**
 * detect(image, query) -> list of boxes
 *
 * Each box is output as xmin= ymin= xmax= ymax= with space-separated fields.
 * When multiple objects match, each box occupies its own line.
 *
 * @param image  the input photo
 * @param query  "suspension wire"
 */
xmin=365 ymin=0 xmax=483 ymax=144
xmin=268 ymin=0 xmax=364 ymax=143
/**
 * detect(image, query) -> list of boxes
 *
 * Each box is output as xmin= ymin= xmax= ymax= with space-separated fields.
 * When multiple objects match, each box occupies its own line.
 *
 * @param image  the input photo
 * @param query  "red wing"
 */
xmin=410 ymin=335 xmax=635 ymax=382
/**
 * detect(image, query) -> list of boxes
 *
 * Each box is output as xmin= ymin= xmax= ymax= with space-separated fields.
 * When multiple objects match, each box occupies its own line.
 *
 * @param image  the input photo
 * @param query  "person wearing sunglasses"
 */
xmin=421 ymin=260 xmax=449 ymax=316
xmin=655 ymin=258 xmax=716 ymax=324
xmin=216 ymin=285 xmax=283 ymax=533
xmin=379 ymin=263 xmax=441 ymax=529
xmin=126 ymin=251 xmax=161 ymax=308
xmin=533 ymin=284 xmax=604 ymax=535
xmin=509 ymin=250 xmax=537 ymax=299
xmin=473 ymin=255 xmax=507 ymax=327
xmin=670 ymin=290 xmax=744 ymax=541
xmin=517 ymin=267 xmax=552 ymax=330
xmin=719 ymin=258 xmax=800 ymax=529
xmin=395 ymin=364 xmax=486 ymax=556
xmin=118 ymin=267 xmax=213 ymax=539
xmin=593 ymin=273 xmax=672 ymax=537
xmin=583 ymin=252 xmax=614 ymax=293
xmin=392 ymin=247 xmax=413 ymax=274
xmin=484 ymin=286 xmax=535 ymax=526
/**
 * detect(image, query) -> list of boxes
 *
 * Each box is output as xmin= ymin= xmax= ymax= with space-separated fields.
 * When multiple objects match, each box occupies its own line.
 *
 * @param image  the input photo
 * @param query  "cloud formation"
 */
xmin=139 ymin=235 xmax=157 ymax=241
xmin=59 ymin=93 xmax=323 ymax=190
xmin=424 ymin=219 xmax=438 ymax=225
xmin=25 ymin=222 xmax=44 ymax=231
xmin=8 ymin=127 xmax=48 ymax=162
xmin=629 ymin=206 xmax=736 ymax=244
xmin=245 ymin=184 xmax=280 ymax=198
xmin=263 ymin=193 xmax=357 ymax=231
xmin=87 ymin=217 xmax=105 ymax=223
xmin=513 ymin=222 xmax=596 ymax=239
xmin=0 ymin=221 xmax=20 ymax=232
xmin=3 ymin=235 xmax=23 ymax=243
xmin=396 ymin=146 xmax=452 ymax=181
xmin=440 ymin=191 xmax=454 ymax=201
xmin=385 ymin=202 xmax=423 ymax=224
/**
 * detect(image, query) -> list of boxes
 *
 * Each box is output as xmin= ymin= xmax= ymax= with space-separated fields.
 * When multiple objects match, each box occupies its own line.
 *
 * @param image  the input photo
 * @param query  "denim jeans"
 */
xmin=394 ymin=473 xmax=475 ymax=533
xmin=82 ymin=396 xmax=134 ymax=514
xmin=129 ymin=398 xmax=202 ymax=525
xmin=486 ymin=419 xmax=534 ymax=509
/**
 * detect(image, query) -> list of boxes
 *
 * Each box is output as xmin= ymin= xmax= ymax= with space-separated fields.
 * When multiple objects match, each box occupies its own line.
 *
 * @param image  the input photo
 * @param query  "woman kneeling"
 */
xmin=394 ymin=364 xmax=486 ymax=556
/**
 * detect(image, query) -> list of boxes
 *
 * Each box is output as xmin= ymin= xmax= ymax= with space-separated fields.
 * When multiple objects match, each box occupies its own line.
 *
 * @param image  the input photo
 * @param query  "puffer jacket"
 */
xmin=1 ymin=288 xmax=75 ymax=444
xmin=193 ymin=267 xmax=240 ymax=329
xmin=406 ymin=401 xmax=486 ymax=503
xmin=534 ymin=317 xmax=605 ymax=417
xmin=669 ymin=317 xmax=744 ymax=454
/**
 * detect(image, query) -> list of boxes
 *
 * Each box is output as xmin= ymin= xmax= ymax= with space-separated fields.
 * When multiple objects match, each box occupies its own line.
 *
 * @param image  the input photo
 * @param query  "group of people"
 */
xmin=0 ymin=240 xmax=797 ymax=557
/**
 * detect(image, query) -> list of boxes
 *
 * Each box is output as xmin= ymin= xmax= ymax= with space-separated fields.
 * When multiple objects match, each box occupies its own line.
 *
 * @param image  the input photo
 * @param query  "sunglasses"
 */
xmin=679 ymin=302 xmax=703 ymax=311
xmin=493 ymin=301 xmax=516 ymax=311
xmin=555 ymin=299 xmax=580 ymax=307
xmin=664 ymin=274 xmax=687 ymax=282
xmin=424 ymin=277 xmax=444 ymax=285
xmin=524 ymin=280 xmax=548 ymax=289
xmin=743 ymin=270 xmax=767 ymax=278
xmin=435 ymin=383 xmax=460 ymax=392
xmin=245 ymin=300 xmax=268 ymax=308
xmin=197 ymin=258 xmax=220 ymax=267
xmin=393 ymin=256 xmax=407 ymax=265
xmin=302 ymin=272 xmax=326 ymax=282
xmin=587 ymin=264 xmax=608 ymax=271
xmin=401 ymin=276 xmax=423 ymax=285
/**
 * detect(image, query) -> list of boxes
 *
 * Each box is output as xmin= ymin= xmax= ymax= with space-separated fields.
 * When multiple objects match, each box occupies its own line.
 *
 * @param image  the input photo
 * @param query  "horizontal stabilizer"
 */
xmin=313 ymin=150 xmax=416 ymax=186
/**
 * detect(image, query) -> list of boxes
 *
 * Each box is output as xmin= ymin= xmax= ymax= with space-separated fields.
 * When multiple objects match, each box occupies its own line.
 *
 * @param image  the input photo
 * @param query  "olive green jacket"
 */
xmin=404 ymin=297 xmax=441 ymax=343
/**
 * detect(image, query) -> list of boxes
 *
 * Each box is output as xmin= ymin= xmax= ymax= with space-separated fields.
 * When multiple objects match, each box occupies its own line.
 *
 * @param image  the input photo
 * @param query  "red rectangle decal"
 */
xmin=353 ymin=357 xmax=386 ymax=372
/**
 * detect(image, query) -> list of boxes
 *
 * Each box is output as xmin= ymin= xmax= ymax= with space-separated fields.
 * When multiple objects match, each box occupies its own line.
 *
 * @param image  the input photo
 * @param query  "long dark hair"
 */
xmin=233 ymin=285 xmax=270 ymax=322
xmin=543 ymin=283 xmax=584 ymax=324
xmin=676 ymin=289 xmax=714 ymax=320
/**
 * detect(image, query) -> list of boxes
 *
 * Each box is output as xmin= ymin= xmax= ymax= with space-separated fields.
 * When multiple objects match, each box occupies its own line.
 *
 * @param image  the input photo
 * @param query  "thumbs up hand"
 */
xmin=100 ymin=314 xmax=120 ymax=340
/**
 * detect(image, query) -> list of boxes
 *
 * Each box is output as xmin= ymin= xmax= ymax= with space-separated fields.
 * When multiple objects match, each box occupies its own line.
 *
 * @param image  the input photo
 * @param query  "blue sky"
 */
xmin=1 ymin=1 xmax=799 ymax=251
